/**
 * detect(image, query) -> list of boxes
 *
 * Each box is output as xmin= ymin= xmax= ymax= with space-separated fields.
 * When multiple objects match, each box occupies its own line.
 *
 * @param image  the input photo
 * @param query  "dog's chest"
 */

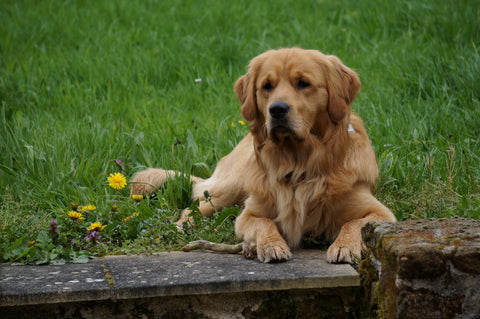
xmin=258 ymin=147 xmax=331 ymax=215
xmin=270 ymin=173 xmax=331 ymax=247
xmin=274 ymin=171 xmax=328 ymax=213
xmin=281 ymin=170 xmax=307 ymax=184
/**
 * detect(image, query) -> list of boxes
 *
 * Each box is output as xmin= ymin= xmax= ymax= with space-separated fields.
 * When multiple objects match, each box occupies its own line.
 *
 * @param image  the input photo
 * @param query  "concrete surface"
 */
xmin=1 ymin=249 xmax=360 ymax=318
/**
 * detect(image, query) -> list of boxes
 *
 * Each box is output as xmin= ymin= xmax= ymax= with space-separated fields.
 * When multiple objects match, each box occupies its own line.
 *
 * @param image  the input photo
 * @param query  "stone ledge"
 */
xmin=0 ymin=249 xmax=359 ymax=307
xmin=0 ymin=259 xmax=111 ymax=306
xmin=1 ymin=287 xmax=361 ymax=319
xmin=361 ymin=218 xmax=480 ymax=319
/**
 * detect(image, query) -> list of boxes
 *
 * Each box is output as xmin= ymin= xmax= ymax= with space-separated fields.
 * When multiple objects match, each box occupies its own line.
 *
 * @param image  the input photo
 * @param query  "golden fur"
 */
xmin=131 ymin=48 xmax=396 ymax=263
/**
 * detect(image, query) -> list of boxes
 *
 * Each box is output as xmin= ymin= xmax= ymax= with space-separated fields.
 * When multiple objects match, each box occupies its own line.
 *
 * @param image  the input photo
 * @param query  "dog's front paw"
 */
xmin=326 ymin=241 xmax=362 ymax=264
xmin=256 ymin=239 xmax=292 ymax=263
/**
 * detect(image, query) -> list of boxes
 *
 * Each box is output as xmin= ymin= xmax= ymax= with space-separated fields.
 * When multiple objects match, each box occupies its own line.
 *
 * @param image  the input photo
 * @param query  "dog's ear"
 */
xmin=325 ymin=55 xmax=361 ymax=124
xmin=235 ymin=52 xmax=270 ymax=122
xmin=234 ymin=73 xmax=256 ymax=122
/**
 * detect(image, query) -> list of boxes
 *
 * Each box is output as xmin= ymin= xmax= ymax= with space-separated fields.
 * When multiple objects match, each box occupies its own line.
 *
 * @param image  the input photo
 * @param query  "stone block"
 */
xmin=361 ymin=218 xmax=480 ymax=319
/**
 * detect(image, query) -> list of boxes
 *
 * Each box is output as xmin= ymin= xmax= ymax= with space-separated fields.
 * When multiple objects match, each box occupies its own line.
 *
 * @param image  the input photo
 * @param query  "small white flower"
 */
xmin=195 ymin=78 xmax=202 ymax=83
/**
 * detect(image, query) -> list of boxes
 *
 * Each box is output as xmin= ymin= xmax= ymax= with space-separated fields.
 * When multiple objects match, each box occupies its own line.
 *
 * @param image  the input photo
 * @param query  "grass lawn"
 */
xmin=1 ymin=0 xmax=479 ymax=264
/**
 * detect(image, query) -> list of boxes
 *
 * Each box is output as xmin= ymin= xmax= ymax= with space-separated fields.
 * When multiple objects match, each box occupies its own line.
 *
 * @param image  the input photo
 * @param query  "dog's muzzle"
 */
xmin=269 ymin=101 xmax=290 ymax=119
xmin=268 ymin=102 xmax=294 ymax=142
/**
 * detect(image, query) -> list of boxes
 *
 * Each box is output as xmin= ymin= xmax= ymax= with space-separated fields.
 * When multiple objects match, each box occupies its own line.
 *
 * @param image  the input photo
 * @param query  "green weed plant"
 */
xmin=2 ymin=170 xmax=240 ymax=264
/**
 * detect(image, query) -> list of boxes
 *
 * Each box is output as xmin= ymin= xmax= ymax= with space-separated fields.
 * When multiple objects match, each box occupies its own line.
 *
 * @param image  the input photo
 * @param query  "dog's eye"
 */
xmin=296 ymin=80 xmax=310 ymax=90
xmin=263 ymin=82 xmax=273 ymax=92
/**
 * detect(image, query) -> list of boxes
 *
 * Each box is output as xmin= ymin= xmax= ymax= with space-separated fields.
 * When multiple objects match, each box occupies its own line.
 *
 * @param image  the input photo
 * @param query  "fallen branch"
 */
xmin=181 ymin=240 xmax=243 ymax=254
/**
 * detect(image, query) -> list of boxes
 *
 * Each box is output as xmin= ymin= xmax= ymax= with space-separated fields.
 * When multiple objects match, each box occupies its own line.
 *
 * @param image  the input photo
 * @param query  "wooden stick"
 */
xmin=181 ymin=240 xmax=243 ymax=254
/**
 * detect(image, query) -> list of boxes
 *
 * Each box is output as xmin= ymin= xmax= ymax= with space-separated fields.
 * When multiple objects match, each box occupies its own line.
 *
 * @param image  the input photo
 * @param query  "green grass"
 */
xmin=1 ymin=0 xmax=479 ymax=264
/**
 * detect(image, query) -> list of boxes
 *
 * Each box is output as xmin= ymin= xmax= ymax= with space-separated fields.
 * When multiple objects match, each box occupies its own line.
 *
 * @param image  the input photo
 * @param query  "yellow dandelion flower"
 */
xmin=231 ymin=122 xmax=235 ymax=128
xmin=238 ymin=120 xmax=245 ymax=126
xmin=107 ymin=172 xmax=127 ymax=190
xmin=131 ymin=194 xmax=143 ymax=202
xmin=68 ymin=211 xmax=85 ymax=220
xmin=132 ymin=212 xmax=139 ymax=217
xmin=28 ymin=241 xmax=37 ymax=246
xmin=80 ymin=205 xmax=96 ymax=212
xmin=123 ymin=217 xmax=130 ymax=223
xmin=89 ymin=222 xmax=106 ymax=231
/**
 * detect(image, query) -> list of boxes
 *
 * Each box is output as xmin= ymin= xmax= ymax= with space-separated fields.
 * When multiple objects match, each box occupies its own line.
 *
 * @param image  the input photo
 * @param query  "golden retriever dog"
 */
xmin=131 ymin=48 xmax=396 ymax=264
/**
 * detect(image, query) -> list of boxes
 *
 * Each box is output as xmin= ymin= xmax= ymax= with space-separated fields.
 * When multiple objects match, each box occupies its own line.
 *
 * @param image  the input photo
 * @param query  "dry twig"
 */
xmin=181 ymin=240 xmax=243 ymax=254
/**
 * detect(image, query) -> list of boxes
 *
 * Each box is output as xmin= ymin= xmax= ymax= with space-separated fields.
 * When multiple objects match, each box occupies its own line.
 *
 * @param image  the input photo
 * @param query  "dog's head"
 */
xmin=234 ymin=48 xmax=360 ymax=145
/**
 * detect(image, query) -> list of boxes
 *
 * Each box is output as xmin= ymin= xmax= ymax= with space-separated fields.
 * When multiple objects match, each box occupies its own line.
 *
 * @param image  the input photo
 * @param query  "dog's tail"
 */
xmin=130 ymin=168 xmax=204 ymax=196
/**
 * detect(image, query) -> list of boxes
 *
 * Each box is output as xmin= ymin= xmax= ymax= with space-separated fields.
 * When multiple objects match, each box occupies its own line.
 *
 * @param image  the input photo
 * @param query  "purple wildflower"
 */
xmin=85 ymin=229 xmax=102 ymax=245
xmin=48 ymin=218 xmax=59 ymax=239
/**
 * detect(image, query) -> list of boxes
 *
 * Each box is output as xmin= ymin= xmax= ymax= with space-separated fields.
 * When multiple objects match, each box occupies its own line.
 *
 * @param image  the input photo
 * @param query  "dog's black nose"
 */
xmin=269 ymin=102 xmax=290 ymax=119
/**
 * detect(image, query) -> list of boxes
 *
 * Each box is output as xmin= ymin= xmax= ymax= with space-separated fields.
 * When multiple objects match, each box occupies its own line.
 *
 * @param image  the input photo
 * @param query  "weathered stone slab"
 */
xmin=361 ymin=218 xmax=480 ymax=319
xmin=0 ymin=259 xmax=111 ymax=306
xmin=0 ymin=249 xmax=358 ymax=310
xmin=104 ymin=250 xmax=359 ymax=300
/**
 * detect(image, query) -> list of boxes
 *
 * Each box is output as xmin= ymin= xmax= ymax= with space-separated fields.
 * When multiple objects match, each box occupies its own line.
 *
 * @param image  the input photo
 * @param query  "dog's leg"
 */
xmin=326 ymin=190 xmax=396 ymax=264
xmin=130 ymin=168 xmax=203 ymax=195
xmin=189 ymin=166 xmax=248 ymax=214
xmin=235 ymin=203 xmax=292 ymax=263
xmin=176 ymin=186 xmax=246 ymax=226
xmin=131 ymin=167 xmax=246 ymax=227
xmin=175 ymin=199 xmax=221 ymax=226
xmin=326 ymin=218 xmax=368 ymax=264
